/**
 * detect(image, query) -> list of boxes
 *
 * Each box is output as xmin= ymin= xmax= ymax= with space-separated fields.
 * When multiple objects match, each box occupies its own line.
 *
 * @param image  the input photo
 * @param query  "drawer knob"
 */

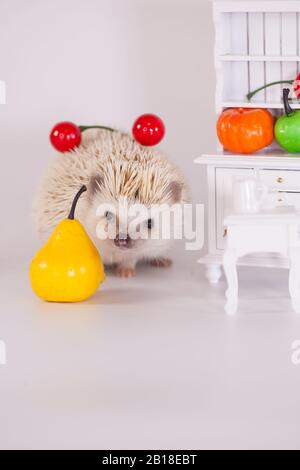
xmin=277 ymin=177 xmax=284 ymax=183
xmin=223 ymin=228 xmax=227 ymax=238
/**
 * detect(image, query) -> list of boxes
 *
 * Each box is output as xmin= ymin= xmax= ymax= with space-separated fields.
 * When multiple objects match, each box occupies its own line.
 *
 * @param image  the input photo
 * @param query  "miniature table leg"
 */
xmin=223 ymin=250 xmax=238 ymax=314
xmin=289 ymin=248 xmax=300 ymax=313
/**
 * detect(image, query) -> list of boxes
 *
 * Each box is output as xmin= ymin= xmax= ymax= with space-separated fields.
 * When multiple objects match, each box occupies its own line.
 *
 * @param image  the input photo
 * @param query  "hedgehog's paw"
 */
xmin=149 ymin=257 xmax=172 ymax=268
xmin=115 ymin=265 xmax=136 ymax=278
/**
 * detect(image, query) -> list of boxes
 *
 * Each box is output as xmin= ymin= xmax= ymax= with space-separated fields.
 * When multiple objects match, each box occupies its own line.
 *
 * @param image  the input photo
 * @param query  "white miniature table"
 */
xmin=223 ymin=208 xmax=300 ymax=314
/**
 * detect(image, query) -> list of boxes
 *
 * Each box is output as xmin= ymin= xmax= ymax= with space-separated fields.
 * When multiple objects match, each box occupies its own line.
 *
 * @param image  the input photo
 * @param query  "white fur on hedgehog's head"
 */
xmin=83 ymin=154 xmax=188 ymax=262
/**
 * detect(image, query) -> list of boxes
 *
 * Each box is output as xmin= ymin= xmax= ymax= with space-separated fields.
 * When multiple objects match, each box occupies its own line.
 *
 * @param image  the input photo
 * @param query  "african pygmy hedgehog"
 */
xmin=34 ymin=129 xmax=189 ymax=277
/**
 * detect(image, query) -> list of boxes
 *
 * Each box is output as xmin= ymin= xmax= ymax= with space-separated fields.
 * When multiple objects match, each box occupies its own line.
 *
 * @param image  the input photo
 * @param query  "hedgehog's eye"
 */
xmin=147 ymin=218 xmax=153 ymax=230
xmin=105 ymin=211 xmax=115 ymax=221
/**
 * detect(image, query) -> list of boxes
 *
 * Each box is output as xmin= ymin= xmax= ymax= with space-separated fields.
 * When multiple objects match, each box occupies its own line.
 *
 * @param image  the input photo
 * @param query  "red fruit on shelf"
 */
xmin=132 ymin=114 xmax=165 ymax=146
xmin=293 ymin=73 xmax=300 ymax=99
xmin=50 ymin=121 xmax=81 ymax=152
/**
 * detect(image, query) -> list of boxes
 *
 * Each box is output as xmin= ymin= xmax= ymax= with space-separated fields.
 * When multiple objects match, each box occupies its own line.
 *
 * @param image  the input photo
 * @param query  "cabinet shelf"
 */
xmin=214 ymin=1 xmax=300 ymax=14
xmin=222 ymin=101 xmax=300 ymax=110
xmin=217 ymin=5 xmax=300 ymax=104
xmin=195 ymin=149 xmax=300 ymax=168
xmin=219 ymin=55 xmax=300 ymax=62
xmin=196 ymin=2 xmax=300 ymax=280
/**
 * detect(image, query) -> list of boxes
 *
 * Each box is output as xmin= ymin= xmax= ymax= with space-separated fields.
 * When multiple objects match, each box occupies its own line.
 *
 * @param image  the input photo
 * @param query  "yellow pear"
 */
xmin=30 ymin=185 xmax=105 ymax=302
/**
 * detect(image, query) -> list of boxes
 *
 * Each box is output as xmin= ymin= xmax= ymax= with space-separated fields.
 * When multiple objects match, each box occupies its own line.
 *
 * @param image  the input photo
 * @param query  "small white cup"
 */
xmin=232 ymin=177 xmax=268 ymax=214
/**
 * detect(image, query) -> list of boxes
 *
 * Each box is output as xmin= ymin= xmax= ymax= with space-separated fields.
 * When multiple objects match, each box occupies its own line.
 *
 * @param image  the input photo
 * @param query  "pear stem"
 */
xmin=68 ymin=185 xmax=87 ymax=220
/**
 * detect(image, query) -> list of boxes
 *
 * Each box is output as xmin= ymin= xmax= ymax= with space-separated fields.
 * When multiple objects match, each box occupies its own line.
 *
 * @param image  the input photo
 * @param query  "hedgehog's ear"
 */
xmin=166 ymin=181 xmax=183 ymax=203
xmin=89 ymin=174 xmax=103 ymax=195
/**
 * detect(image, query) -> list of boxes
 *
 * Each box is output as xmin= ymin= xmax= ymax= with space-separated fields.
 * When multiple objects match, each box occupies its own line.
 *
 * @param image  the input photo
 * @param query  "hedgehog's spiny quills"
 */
xmin=34 ymin=130 xmax=189 ymax=237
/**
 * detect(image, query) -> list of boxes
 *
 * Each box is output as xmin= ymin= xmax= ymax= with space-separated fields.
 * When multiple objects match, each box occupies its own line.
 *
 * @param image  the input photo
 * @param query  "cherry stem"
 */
xmin=68 ymin=185 xmax=87 ymax=220
xmin=246 ymin=80 xmax=294 ymax=101
xmin=79 ymin=125 xmax=114 ymax=132
xmin=283 ymin=88 xmax=294 ymax=116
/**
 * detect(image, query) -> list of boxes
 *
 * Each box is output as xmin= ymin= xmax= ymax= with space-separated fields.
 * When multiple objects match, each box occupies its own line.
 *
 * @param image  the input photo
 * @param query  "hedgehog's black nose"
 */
xmin=114 ymin=233 xmax=132 ymax=249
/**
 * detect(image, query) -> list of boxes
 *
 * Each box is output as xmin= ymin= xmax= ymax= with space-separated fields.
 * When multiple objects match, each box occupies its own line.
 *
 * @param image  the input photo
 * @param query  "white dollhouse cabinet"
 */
xmin=195 ymin=1 xmax=300 ymax=284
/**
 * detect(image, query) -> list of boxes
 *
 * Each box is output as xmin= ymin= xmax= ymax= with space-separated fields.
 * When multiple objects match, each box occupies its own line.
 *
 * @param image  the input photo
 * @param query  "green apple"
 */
xmin=275 ymin=88 xmax=300 ymax=154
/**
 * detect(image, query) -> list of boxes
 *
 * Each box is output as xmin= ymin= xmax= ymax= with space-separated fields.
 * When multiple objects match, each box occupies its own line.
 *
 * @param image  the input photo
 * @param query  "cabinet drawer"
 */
xmin=259 ymin=170 xmax=300 ymax=191
xmin=281 ymin=192 xmax=300 ymax=209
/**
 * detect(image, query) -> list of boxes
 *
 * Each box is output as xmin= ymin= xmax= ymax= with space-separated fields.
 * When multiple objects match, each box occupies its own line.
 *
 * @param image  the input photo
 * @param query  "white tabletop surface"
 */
xmin=1 ymin=247 xmax=300 ymax=450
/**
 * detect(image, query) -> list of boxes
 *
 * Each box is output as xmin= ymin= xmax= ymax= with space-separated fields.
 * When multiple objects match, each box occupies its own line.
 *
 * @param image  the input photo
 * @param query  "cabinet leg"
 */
xmin=205 ymin=264 xmax=223 ymax=284
xmin=223 ymin=250 xmax=238 ymax=303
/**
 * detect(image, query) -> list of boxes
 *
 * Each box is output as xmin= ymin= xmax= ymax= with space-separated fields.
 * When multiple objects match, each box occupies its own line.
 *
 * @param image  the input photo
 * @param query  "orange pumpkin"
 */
xmin=217 ymin=108 xmax=274 ymax=154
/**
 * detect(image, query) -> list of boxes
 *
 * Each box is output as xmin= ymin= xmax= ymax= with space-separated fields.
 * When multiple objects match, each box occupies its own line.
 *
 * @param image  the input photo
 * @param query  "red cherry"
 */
xmin=132 ymin=114 xmax=165 ymax=146
xmin=50 ymin=121 xmax=81 ymax=152
xmin=294 ymin=73 xmax=300 ymax=99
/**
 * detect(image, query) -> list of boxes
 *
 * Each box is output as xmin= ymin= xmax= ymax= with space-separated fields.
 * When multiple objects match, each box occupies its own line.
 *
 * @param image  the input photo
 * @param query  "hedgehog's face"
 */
xmin=84 ymin=173 xmax=186 ymax=261
xmin=92 ymin=197 xmax=172 ymax=256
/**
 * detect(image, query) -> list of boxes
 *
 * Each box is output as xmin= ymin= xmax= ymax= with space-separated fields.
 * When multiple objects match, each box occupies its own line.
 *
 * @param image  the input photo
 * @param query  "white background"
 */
xmin=0 ymin=0 xmax=216 ymax=258
xmin=1 ymin=0 xmax=300 ymax=451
